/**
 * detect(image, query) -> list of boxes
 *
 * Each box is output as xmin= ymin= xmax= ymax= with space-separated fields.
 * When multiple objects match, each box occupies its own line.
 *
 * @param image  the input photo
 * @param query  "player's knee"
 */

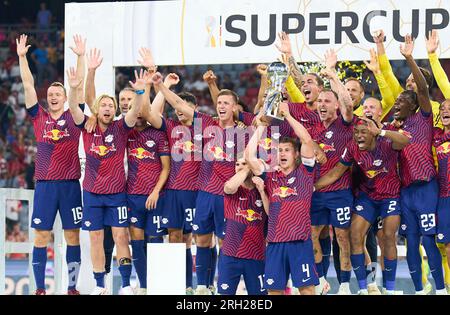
xmin=113 ymin=230 xmax=130 ymax=247
xmin=183 ymin=233 xmax=193 ymax=247
xmin=169 ymin=229 xmax=183 ymax=243
xmin=349 ymin=231 xmax=363 ymax=249
xmin=89 ymin=230 xmax=104 ymax=245
xmin=64 ymin=229 xmax=80 ymax=245
xmin=34 ymin=230 xmax=51 ymax=246
xmin=195 ymin=234 xmax=212 ymax=247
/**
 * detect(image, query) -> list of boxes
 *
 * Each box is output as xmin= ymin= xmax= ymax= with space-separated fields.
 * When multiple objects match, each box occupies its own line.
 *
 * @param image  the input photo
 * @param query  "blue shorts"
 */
xmin=264 ymin=239 xmax=319 ymax=290
xmin=31 ymin=180 xmax=82 ymax=230
xmin=310 ymin=189 xmax=353 ymax=228
xmin=82 ymin=191 xmax=128 ymax=231
xmin=128 ymin=194 xmax=167 ymax=237
xmin=192 ymin=191 xmax=225 ymax=239
xmin=161 ymin=189 xmax=197 ymax=234
xmin=217 ymin=253 xmax=266 ymax=295
xmin=354 ymin=192 xmax=400 ymax=224
xmin=400 ymin=179 xmax=438 ymax=235
xmin=437 ymin=197 xmax=450 ymax=244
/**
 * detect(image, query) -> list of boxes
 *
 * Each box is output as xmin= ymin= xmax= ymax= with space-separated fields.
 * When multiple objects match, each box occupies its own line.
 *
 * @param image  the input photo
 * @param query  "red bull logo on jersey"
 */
xmin=43 ymin=129 xmax=69 ymax=141
xmin=398 ymin=129 xmax=412 ymax=139
xmin=208 ymin=146 xmax=232 ymax=161
xmin=174 ymin=140 xmax=200 ymax=153
xmin=258 ymin=138 xmax=272 ymax=151
xmin=272 ymin=186 xmax=297 ymax=198
xmin=129 ymin=147 xmax=155 ymax=160
xmin=366 ymin=167 xmax=388 ymax=179
xmin=90 ymin=143 xmax=116 ymax=157
xmin=236 ymin=208 xmax=263 ymax=222
xmin=319 ymin=143 xmax=335 ymax=153
xmin=436 ymin=142 xmax=450 ymax=155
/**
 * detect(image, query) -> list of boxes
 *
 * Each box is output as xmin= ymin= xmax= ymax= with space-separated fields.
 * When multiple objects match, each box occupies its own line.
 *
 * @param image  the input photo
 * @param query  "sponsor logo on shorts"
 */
xmin=162 ymin=218 xmax=168 ymax=224
xmin=438 ymin=233 xmax=444 ymax=240
xmin=84 ymin=221 xmax=91 ymax=227
xmin=355 ymin=205 xmax=363 ymax=211
xmin=302 ymin=277 xmax=311 ymax=283
xmin=401 ymin=224 xmax=406 ymax=230
xmin=33 ymin=218 xmax=41 ymax=225
xmin=131 ymin=217 xmax=138 ymax=223
xmin=221 ymin=283 xmax=229 ymax=290
xmin=192 ymin=224 xmax=199 ymax=231
xmin=119 ymin=219 xmax=128 ymax=224
xmin=74 ymin=220 xmax=82 ymax=225
xmin=266 ymin=279 xmax=274 ymax=285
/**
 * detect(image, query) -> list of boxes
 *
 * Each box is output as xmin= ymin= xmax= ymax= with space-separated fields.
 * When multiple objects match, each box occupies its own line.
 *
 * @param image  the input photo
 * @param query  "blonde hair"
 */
xmin=92 ymin=94 xmax=118 ymax=115
xmin=48 ymin=82 xmax=67 ymax=96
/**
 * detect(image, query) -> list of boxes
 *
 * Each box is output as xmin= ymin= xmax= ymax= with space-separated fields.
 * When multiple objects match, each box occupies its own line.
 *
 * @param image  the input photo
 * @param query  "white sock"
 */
xmin=386 ymin=290 xmax=395 ymax=295
xmin=359 ymin=289 xmax=368 ymax=294
xmin=340 ymin=282 xmax=350 ymax=290
xmin=197 ymin=285 xmax=207 ymax=289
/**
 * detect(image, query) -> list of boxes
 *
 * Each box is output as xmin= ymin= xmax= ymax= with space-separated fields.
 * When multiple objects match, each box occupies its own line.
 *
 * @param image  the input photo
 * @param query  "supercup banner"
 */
xmin=65 ymin=0 xmax=450 ymax=67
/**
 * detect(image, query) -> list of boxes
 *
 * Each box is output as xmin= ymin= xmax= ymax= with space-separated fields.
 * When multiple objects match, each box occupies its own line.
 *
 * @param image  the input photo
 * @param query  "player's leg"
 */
xmin=416 ymin=180 xmax=446 ymax=294
xmin=59 ymin=180 xmax=83 ymax=294
xmin=162 ymin=190 xmax=184 ymax=243
xmin=82 ymin=191 xmax=108 ymax=294
xmin=310 ymin=192 xmax=331 ymax=294
xmin=289 ymin=239 xmax=319 ymax=295
xmin=193 ymin=191 xmax=215 ymax=294
xmin=381 ymin=214 xmax=400 ymax=295
xmin=375 ymin=218 xmax=386 ymax=293
xmin=243 ymin=258 xmax=266 ymax=295
xmin=349 ymin=213 xmax=372 ymax=294
xmin=217 ymin=254 xmax=242 ymax=295
xmin=264 ymin=242 xmax=288 ymax=295
xmin=365 ymin=227 xmax=380 ymax=294
xmin=329 ymin=190 xmax=353 ymax=294
xmin=128 ymin=194 xmax=148 ymax=294
xmin=31 ymin=181 xmax=59 ymax=294
xmin=209 ymin=193 xmax=226 ymax=293
xmin=319 ymin=226 xmax=332 ymax=278
xmin=436 ymin=196 xmax=450 ymax=292
xmin=184 ymin=232 xmax=194 ymax=294
xmin=106 ymin=192 xmax=133 ymax=295
xmin=103 ymin=226 xmax=115 ymax=274
xmin=332 ymin=227 xmax=342 ymax=284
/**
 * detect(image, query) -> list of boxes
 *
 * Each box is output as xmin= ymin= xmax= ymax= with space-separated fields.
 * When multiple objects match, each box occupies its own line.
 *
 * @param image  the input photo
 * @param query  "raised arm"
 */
xmin=224 ymin=168 xmax=251 ymax=195
xmin=151 ymin=72 xmax=195 ymax=120
xmin=124 ymin=69 xmax=147 ymax=128
xmin=16 ymin=34 xmax=37 ymax=108
xmin=360 ymin=116 xmax=409 ymax=150
xmin=253 ymin=64 xmax=269 ymax=113
xmin=85 ymin=48 xmax=103 ymax=111
xmin=66 ymin=67 xmax=85 ymax=125
xmin=279 ymin=102 xmax=314 ymax=159
xmin=69 ymin=34 xmax=86 ymax=104
xmin=400 ymin=34 xmax=432 ymax=113
xmin=426 ymin=30 xmax=450 ymax=99
xmin=374 ymin=30 xmax=403 ymax=98
xmin=314 ymin=163 xmax=349 ymax=191
xmin=203 ymin=70 xmax=220 ymax=106
xmin=322 ymin=50 xmax=353 ymax=122
xmin=245 ymin=122 xmax=267 ymax=176
xmin=364 ymin=48 xmax=396 ymax=119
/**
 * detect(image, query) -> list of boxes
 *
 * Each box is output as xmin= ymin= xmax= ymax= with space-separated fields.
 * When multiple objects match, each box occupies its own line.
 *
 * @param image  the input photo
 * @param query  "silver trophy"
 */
xmin=262 ymin=62 xmax=288 ymax=120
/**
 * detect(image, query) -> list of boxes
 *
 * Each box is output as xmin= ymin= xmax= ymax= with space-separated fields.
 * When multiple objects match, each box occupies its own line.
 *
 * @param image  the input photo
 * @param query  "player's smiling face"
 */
xmin=440 ymin=100 xmax=450 ymax=127
xmin=344 ymin=80 xmax=364 ymax=108
xmin=317 ymin=91 xmax=339 ymax=122
xmin=47 ymin=85 xmax=66 ymax=113
xmin=119 ymin=90 xmax=134 ymax=115
xmin=362 ymin=98 xmax=382 ymax=121
xmin=301 ymin=74 xmax=321 ymax=104
xmin=278 ymin=142 xmax=298 ymax=170
xmin=393 ymin=92 xmax=416 ymax=121
xmin=216 ymin=95 xmax=237 ymax=123
xmin=353 ymin=122 xmax=374 ymax=151
xmin=98 ymin=97 xmax=115 ymax=125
